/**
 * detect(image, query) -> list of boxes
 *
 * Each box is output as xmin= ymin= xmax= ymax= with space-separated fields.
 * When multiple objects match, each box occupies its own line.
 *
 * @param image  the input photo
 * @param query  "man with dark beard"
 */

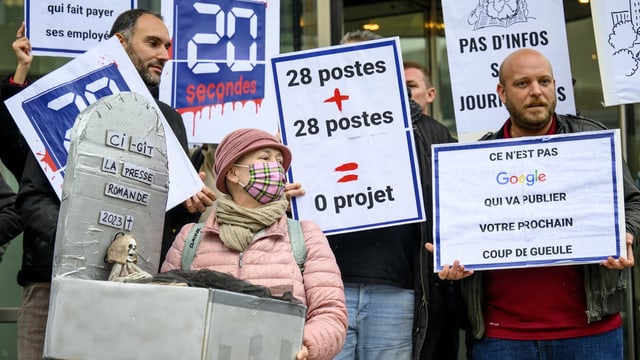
xmin=15 ymin=10 xmax=215 ymax=359
xmin=431 ymin=48 xmax=640 ymax=359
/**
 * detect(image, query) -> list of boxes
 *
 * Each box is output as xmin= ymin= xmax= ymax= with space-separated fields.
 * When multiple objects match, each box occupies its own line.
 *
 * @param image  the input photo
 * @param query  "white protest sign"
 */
xmin=26 ymin=0 xmax=136 ymax=57
xmin=433 ymin=130 xmax=626 ymax=271
xmin=272 ymin=38 xmax=425 ymax=234
xmin=4 ymin=37 xmax=202 ymax=210
xmin=442 ymin=0 xmax=576 ymax=142
xmin=159 ymin=0 xmax=281 ymax=143
xmin=590 ymin=0 xmax=640 ymax=106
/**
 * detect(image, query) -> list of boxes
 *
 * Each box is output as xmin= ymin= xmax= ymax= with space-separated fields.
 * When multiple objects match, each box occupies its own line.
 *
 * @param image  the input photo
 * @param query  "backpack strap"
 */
xmin=181 ymin=223 xmax=205 ymax=270
xmin=287 ymin=218 xmax=306 ymax=275
xmin=179 ymin=220 xmax=306 ymax=274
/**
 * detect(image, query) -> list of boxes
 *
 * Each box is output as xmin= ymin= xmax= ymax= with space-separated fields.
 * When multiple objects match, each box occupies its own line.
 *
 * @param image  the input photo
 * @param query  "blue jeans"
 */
xmin=334 ymin=283 xmax=414 ymax=360
xmin=472 ymin=327 xmax=623 ymax=360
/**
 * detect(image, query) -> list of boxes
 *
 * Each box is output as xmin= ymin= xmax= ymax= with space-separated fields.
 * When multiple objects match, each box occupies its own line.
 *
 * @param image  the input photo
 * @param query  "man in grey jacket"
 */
xmin=431 ymin=48 xmax=640 ymax=359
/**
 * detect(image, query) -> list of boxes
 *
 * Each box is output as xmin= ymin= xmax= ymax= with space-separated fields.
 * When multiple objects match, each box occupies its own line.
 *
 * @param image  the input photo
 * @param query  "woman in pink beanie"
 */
xmin=162 ymin=128 xmax=347 ymax=360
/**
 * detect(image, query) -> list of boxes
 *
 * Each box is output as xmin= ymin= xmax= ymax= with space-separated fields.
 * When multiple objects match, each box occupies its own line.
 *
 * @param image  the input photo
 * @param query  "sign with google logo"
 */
xmin=432 ymin=130 xmax=626 ymax=271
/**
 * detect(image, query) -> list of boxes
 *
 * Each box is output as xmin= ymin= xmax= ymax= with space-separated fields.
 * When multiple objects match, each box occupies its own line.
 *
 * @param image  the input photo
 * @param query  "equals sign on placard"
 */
xmin=334 ymin=162 xmax=358 ymax=183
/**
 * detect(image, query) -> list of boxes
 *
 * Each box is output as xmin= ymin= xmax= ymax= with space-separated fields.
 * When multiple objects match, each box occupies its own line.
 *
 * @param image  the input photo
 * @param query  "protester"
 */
xmin=0 ymin=21 xmax=31 ymax=182
xmin=0 ymin=23 xmax=29 ymax=265
xmin=161 ymin=128 xmax=347 ymax=360
xmin=404 ymin=60 xmax=436 ymax=117
xmin=340 ymin=29 xmax=381 ymax=43
xmin=189 ymin=143 xmax=305 ymax=223
xmin=331 ymin=30 xmax=459 ymax=360
xmin=15 ymin=10 xmax=215 ymax=359
xmin=406 ymin=59 xmax=461 ymax=360
xmin=431 ymin=48 xmax=640 ymax=359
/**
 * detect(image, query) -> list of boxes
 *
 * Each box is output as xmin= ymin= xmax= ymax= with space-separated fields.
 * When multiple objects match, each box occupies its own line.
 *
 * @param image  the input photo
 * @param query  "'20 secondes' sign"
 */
xmin=171 ymin=0 xmax=266 ymax=110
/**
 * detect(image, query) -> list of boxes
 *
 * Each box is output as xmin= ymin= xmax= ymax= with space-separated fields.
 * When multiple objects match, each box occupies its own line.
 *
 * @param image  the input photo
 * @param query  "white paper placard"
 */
xmin=590 ymin=0 xmax=640 ymax=106
xmin=442 ymin=0 xmax=576 ymax=142
xmin=271 ymin=38 xmax=425 ymax=235
xmin=4 ymin=37 xmax=202 ymax=210
xmin=26 ymin=0 xmax=136 ymax=57
xmin=433 ymin=130 xmax=625 ymax=271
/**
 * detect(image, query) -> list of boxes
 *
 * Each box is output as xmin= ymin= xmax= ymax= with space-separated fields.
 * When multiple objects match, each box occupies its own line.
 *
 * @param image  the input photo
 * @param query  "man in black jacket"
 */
xmin=331 ymin=30 xmax=459 ymax=360
xmin=405 ymin=63 xmax=461 ymax=360
xmin=404 ymin=60 xmax=436 ymax=118
xmin=433 ymin=48 xmax=640 ymax=360
xmin=15 ymin=10 xmax=215 ymax=359
xmin=403 ymin=61 xmax=461 ymax=360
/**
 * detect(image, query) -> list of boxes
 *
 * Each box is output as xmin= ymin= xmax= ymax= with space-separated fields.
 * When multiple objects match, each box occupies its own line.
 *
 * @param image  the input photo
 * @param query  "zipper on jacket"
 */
xmin=238 ymin=252 xmax=244 ymax=268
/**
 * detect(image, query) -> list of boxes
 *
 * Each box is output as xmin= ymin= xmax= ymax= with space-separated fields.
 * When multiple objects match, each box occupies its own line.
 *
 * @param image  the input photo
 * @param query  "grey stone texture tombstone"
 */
xmin=53 ymin=92 xmax=169 ymax=280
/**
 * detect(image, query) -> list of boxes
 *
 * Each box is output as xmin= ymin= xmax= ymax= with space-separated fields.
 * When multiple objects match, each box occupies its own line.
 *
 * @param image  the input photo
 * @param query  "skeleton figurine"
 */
xmin=106 ymin=233 xmax=152 ymax=282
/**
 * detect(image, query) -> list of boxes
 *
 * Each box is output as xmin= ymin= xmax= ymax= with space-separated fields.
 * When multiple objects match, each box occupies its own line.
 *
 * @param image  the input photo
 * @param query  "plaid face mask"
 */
xmin=234 ymin=161 xmax=286 ymax=204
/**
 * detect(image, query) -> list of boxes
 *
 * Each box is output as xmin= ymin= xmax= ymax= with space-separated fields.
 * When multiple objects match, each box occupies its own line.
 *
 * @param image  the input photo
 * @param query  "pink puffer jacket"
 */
xmin=161 ymin=212 xmax=347 ymax=360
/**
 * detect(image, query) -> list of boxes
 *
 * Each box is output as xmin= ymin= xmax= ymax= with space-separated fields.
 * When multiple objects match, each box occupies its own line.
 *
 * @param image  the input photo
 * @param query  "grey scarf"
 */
xmin=215 ymin=196 xmax=289 ymax=252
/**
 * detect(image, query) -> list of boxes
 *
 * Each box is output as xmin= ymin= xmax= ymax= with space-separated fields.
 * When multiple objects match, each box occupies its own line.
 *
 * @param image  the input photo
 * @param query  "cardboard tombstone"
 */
xmin=53 ymin=92 xmax=169 ymax=280
xmin=46 ymin=94 xmax=307 ymax=359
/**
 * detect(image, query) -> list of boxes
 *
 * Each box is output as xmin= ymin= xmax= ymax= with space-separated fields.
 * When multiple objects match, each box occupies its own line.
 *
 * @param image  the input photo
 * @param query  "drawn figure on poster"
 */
xmin=468 ymin=0 xmax=531 ymax=30
xmin=106 ymin=233 xmax=152 ymax=282
xmin=606 ymin=2 xmax=640 ymax=76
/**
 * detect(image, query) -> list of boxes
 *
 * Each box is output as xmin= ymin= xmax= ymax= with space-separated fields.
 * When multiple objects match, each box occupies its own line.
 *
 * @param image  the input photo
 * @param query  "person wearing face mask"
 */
xmin=161 ymin=128 xmax=347 ymax=360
